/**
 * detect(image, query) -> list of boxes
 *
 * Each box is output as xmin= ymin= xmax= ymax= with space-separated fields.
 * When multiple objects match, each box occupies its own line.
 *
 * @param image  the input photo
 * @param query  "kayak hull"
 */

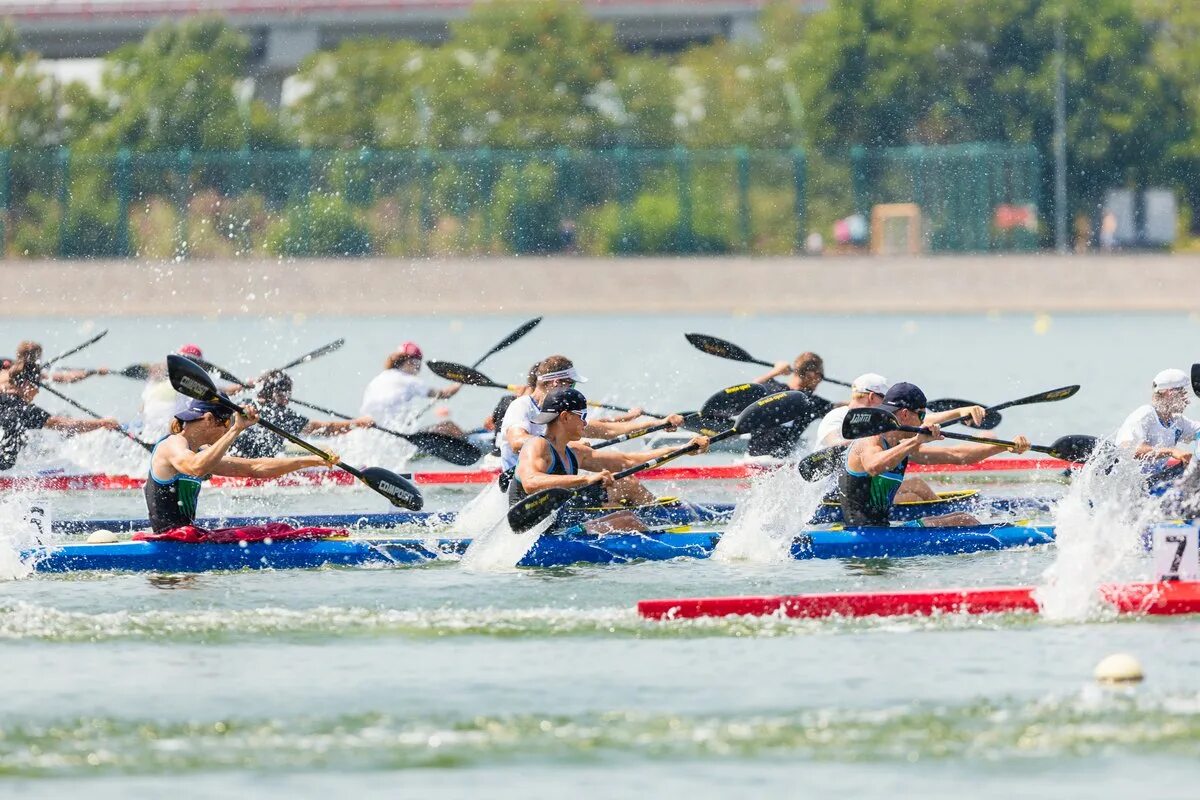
xmin=637 ymin=581 xmax=1200 ymax=621
xmin=27 ymin=523 xmax=1055 ymax=574
xmin=54 ymin=493 xmax=1052 ymax=536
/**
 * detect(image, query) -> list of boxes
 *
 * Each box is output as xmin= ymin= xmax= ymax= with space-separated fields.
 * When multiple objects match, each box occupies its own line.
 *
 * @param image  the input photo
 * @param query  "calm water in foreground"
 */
xmin=1 ymin=312 xmax=1199 ymax=798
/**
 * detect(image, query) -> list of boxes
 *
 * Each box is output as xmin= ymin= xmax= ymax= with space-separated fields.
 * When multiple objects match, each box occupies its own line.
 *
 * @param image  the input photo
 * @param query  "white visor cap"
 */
xmin=536 ymin=367 xmax=588 ymax=384
xmin=851 ymin=373 xmax=890 ymax=396
xmin=1153 ymin=368 xmax=1189 ymax=392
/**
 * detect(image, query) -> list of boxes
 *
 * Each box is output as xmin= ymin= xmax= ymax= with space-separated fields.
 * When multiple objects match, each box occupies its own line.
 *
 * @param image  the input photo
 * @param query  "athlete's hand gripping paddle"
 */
xmin=168 ymin=355 xmax=423 ymax=510
xmin=839 ymin=406 xmax=1097 ymax=463
xmin=507 ymin=390 xmax=817 ymax=533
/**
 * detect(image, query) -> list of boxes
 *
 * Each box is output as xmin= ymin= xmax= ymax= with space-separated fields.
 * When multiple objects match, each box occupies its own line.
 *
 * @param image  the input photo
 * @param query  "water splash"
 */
xmin=1035 ymin=443 xmax=1159 ymax=620
xmin=460 ymin=508 xmax=552 ymax=572
xmin=0 ymin=492 xmax=49 ymax=580
xmin=713 ymin=466 xmax=828 ymax=562
xmin=449 ymin=482 xmax=507 ymax=537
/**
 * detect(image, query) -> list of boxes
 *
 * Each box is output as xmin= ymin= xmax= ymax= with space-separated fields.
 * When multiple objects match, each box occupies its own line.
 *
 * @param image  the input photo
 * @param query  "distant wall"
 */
xmin=3 ymin=255 xmax=1199 ymax=317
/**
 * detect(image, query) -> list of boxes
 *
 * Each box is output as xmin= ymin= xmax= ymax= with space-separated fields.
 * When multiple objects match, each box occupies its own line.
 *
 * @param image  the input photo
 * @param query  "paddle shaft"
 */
xmin=41 ymin=330 xmax=108 ymax=369
xmin=591 ymin=419 xmax=676 ymax=450
xmin=35 ymin=381 xmax=151 ymax=452
xmin=414 ymin=318 xmax=542 ymax=420
xmin=897 ymin=423 xmax=1057 ymax=457
xmin=612 ymin=427 xmax=740 ymax=481
xmin=938 ymin=386 xmax=1080 ymax=428
xmin=685 ymin=333 xmax=851 ymax=387
xmin=289 ymin=397 xmax=417 ymax=443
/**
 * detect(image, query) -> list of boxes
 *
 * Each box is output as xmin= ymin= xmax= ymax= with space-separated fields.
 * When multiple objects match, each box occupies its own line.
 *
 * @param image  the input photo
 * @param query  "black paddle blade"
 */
xmin=1047 ymin=435 xmax=1098 ymax=463
xmin=119 ymin=364 xmax=151 ymax=380
xmin=734 ymin=390 xmax=820 ymax=434
xmin=685 ymin=333 xmax=756 ymax=363
xmin=841 ymin=406 xmax=901 ymax=439
xmin=700 ymin=382 xmax=772 ymax=420
xmin=680 ymin=413 xmax=732 ymax=436
xmin=188 ymin=355 xmax=245 ymax=385
xmin=477 ymin=317 xmax=542 ymax=367
xmin=508 ymin=486 xmax=575 ymax=533
xmin=1192 ymin=364 xmax=1200 ymax=397
xmin=359 ymin=467 xmax=423 ymax=510
xmin=797 ymin=444 xmax=849 ymax=481
xmin=926 ymin=398 xmax=1002 ymax=430
xmin=404 ymin=431 xmax=483 ymax=466
xmin=427 ymin=360 xmax=498 ymax=387
xmin=167 ymin=354 xmax=233 ymax=407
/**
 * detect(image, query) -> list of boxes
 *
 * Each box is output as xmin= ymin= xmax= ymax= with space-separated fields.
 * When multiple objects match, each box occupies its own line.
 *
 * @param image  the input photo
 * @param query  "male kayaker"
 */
xmin=1115 ymin=368 xmax=1198 ymax=465
xmin=360 ymin=342 xmax=463 ymax=435
xmin=144 ymin=396 xmax=336 ymax=535
xmin=230 ymin=371 xmax=373 ymax=458
xmin=0 ymin=364 xmax=121 ymax=471
xmin=748 ymin=352 xmax=833 ymax=457
xmin=497 ymin=355 xmax=684 ymax=501
xmin=839 ymin=382 xmax=1030 ymax=527
xmin=509 ymin=387 xmax=709 ymax=531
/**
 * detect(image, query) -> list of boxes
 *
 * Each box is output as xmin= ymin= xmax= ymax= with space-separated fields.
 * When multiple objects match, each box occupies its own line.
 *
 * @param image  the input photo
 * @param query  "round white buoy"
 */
xmin=85 ymin=531 xmax=119 ymax=544
xmin=1094 ymin=653 xmax=1144 ymax=684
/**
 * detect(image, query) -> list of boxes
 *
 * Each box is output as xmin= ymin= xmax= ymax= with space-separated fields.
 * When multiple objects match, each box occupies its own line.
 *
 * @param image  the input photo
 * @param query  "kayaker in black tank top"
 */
xmin=509 ymin=388 xmax=711 ymax=534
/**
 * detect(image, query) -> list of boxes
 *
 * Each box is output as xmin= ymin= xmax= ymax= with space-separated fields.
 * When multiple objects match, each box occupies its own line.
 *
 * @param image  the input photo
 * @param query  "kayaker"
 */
xmin=138 ymin=344 xmax=205 ymax=441
xmin=1115 ymin=368 xmax=1198 ymax=465
xmin=0 ymin=363 xmax=121 ymax=471
xmin=839 ymin=382 xmax=1030 ymax=527
xmin=509 ymin=387 xmax=709 ymax=531
xmin=360 ymin=342 xmax=463 ymax=436
xmin=496 ymin=354 xmax=685 ymax=495
xmin=229 ymin=370 xmax=373 ymax=458
xmin=748 ymin=351 xmax=833 ymax=457
xmin=144 ymin=396 xmax=336 ymax=535
xmin=0 ymin=340 xmax=109 ymax=388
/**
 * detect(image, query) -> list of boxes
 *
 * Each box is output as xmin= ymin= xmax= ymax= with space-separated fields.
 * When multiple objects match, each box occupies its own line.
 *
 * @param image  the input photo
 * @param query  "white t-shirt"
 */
xmin=496 ymin=394 xmax=543 ymax=471
xmin=360 ymin=370 xmax=431 ymax=424
xmin=1115 ymin=404 xmax=1200 ymax=450
xmin=139 ymin=379 xmax=178 ymax=441
xmin=815 ymin=406 xmax=850 ymax=447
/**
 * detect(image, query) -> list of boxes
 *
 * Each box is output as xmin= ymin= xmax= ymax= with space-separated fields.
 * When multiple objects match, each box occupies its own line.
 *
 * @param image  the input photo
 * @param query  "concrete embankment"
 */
xmin=2 ymin=254 xmax=1198 ymax=316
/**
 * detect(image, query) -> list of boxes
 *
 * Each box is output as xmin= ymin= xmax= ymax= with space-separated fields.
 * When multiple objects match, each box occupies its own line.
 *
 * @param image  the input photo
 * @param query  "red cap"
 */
xmin=177 ymin=344 xmax=203 ymax=358
xmin=397 ymin=341 xmax=423 ymax=359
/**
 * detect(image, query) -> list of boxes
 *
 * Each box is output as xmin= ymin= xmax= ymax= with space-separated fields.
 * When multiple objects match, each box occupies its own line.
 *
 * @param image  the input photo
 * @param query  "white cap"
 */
xmin=1153 ymin=368 xmax=1189 ymax=392
xmin=850 ymin=373 xmax=889 ymax=395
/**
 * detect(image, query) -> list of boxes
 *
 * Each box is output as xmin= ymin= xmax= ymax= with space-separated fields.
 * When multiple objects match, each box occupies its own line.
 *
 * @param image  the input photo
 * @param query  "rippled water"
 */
xmin=1 ymin=312 xmax=1197 ymax=796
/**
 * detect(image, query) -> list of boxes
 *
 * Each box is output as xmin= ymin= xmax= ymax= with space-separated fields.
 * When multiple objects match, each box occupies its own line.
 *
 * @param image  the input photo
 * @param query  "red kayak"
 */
xmin=0 ymin=456 xmax=1074 ymax=492
xmin=638 ymin=581 xmax=1200 ymax=621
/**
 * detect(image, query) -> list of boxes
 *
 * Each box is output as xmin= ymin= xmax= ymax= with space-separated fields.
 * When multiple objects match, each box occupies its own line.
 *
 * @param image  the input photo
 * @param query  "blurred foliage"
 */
xmin=3 ymin=0 xmax=1200 ymax=253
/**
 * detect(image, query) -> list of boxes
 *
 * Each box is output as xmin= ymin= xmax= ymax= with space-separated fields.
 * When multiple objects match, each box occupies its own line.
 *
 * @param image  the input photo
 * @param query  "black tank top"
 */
xmin=507 ymin=436 xmax=579 ymax=504
xmin=838 ymin=436 xmax=909 ymax=527
xmin=144 ymin=437 xmax=205 ymax=532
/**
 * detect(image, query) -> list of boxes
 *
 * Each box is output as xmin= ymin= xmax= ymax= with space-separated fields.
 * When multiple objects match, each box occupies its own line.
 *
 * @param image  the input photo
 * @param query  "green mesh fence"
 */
xmin=852 ymin=143 xmax=1041 ymax=252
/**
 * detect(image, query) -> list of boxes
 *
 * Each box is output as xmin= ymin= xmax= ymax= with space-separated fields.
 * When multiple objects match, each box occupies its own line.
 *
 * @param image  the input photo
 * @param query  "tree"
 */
xmin=0 ymin=21 xmax=66 ymax=149
xmin=88 ymin=16 xmax=285 ymax=152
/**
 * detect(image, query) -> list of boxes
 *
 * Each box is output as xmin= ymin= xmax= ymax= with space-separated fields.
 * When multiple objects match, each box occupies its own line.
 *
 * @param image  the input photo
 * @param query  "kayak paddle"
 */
xmin=33 ymin=380 xmax=152 ymax=452
xmin=926 ymin=384 xmax=1080 ymax=431
xmin=840 ymin=406 xmax=1097 ymax=463
xmin=797 ymin=385 xmax=1084 ymax=480
xmin=472 ymin=317 xmax=542 ymax=370
xmin=507 ymin=390 xmax=817 ymax=533
xmin=590 ymin=413 xmax=718 ymax=450
xmin=426 ymin=360 xmax=679 ymax=420
xmin=684 ymin=333 xmax=852 ymax=387
xmin=699 ymin=382 xmax=773 ymax=420
xmin=168 ymin=355 xmax=423 ymax=510
xmin=289 ymin=397 xmax=483 ymax=466
xmin=192 ymin=339 xmax=345 ymax=387
xmin=40 ymin=330 xmax=109 ymax=370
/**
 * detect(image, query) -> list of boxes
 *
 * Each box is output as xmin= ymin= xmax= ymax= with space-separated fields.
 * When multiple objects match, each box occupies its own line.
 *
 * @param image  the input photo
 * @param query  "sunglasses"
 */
xmin=569 ymin=409 xmax=588 ymax=422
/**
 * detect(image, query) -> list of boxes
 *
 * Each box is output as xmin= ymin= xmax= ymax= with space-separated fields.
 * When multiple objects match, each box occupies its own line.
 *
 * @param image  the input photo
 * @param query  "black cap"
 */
xmin=532 ymin=388 xmax=588 ymax=424
xmin=879 ymin=381 xmax=927 ymax=414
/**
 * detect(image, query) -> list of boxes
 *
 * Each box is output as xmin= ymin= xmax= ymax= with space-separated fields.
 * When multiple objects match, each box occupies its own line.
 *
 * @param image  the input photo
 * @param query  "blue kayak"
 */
xmin=27 ymin=523 xmax=1055 ymax=573
xmin=52 ymin=491 xmax=1052 ymax=536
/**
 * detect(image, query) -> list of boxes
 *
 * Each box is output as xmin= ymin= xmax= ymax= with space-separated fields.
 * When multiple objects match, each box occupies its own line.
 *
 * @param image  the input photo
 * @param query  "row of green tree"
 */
xmin=1 ymin=0 xmax=1197 ymax=240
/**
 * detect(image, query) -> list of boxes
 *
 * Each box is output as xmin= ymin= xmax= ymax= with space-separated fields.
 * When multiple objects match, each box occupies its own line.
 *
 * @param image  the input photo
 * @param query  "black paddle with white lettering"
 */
xmin=168 ymin=355 xmax=422 ymax=509
xmin=507 ymin=390 xmax=817 ymax=533
xmin=839 ymin=406 xmax=1097 ymax=462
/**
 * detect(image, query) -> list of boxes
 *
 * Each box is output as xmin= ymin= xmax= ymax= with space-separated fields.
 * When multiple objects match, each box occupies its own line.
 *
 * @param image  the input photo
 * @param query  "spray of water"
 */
xmin=1034 ymin=442 xmax=1159 ymax=620
xmin=449 ymin=482 xmax=507 ymax=538
xmin=713 ymin=466 xmax=830 ymax=562
xmin=0 ymin=492 xmax=49 ymax=580
xmin=460 ymin=510 xmax=553 ymax=572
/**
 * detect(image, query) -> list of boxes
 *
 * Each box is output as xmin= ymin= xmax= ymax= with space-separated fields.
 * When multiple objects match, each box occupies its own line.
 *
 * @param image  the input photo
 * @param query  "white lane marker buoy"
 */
xmin=1094 ymin=652 xmax=1144 ymax=684
xmin=86 ymin=531 xmax=120 ymax=544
